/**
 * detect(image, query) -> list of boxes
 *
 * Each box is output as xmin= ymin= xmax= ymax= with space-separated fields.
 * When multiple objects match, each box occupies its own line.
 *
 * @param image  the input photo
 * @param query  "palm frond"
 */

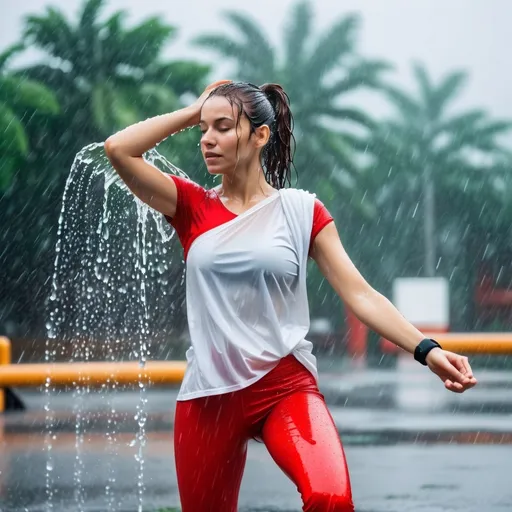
xmin=412 ymin=62 xmax=433 ymax=109
xmin=14 ymin=65 xmax=71 ymax=95
xmin=429 ymin=70 xmax=467 ymax=119
xmin=324 ymin=59 xmax=391 ymax=97
xmin=24 ymin=7 xmax=76 ymax=62
xmin=100 ymin=11 xmax=125 ymax=69
xmin=0 ymin=43 xmax=25 ymax=72
xmin=0 ymin=75 xmax=59 ymax=114
xmin=223 ymin=11 xmax=275 ymax=68
xmin=318 ymin=106 xmax=376 ymax=129
xmin=385 ymin=85 xmax=421 ymax=122
xmin=436 ymin=109 xmax=486 ymax=135
xmin=194 ymin=13 xmax=275 ymax=81
xmin=78 ymin=0 xmax=106 ymax=65
xmin=91 ymin=83 xmax=110 ymax=133
xmin=79 ymin=0 xmax=104 ymax=30
xmin=305 ymin=13 xmax=360 ymax=78
xmin=193 ymin=34 xmax=242 ymax=60
xmin=0 ymin=102 xmax=28 ymax=156
xmin=284 ymin=2 xmax=312 ymax=71
xmin=148 ymin=61 xmax=210 ymax=96
xmin=194 ymin=35 xmax=269 ymax=82
xmin=117 ymin=17 xmax=175 ymax=68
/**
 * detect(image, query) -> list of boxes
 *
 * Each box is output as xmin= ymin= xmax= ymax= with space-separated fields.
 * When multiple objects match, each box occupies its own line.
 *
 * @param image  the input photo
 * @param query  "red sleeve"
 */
xmin=164 ymin=174 xmax=207 ymax=247
xmin=309 ymin=198 xmax=334 ymax=251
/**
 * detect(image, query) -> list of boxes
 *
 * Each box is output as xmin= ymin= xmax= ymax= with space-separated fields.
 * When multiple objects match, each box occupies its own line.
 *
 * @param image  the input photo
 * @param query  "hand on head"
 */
xmin=191 ymin=80 xmax=233 ymax=123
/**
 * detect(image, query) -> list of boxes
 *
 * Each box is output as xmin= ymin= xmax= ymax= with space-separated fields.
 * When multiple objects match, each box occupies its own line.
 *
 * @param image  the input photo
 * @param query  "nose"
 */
xmin=201 ymin=129 xmax=215 ymax=148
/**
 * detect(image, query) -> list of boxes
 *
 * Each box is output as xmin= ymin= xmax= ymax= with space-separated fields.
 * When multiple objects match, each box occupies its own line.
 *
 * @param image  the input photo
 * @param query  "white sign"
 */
xmin=393 ymin=277 xmax=449 ymax=329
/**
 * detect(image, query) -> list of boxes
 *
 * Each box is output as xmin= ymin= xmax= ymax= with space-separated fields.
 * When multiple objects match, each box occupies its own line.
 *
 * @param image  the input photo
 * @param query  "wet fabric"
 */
xmin=174 ymin=354 xmax=354 ymax=512
xmin=176 ymin=187 xmax=319 ymax=400
xmin=165 ymin=175 xmax=334 ymax=260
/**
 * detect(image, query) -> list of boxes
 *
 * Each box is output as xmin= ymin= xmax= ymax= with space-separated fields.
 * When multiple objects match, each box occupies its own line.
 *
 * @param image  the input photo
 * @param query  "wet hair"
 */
xmin=206 ymin=82 xmax=296 ymax=189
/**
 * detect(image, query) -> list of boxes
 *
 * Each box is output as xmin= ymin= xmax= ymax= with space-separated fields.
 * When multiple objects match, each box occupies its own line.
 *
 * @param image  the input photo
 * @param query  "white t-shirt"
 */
xmin=176 ymin=188 xmax=318 ymax=401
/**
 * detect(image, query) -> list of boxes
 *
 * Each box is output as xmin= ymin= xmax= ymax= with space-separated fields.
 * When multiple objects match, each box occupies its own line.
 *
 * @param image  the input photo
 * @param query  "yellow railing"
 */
xmin=0 ymin=337 xmax=186 ymax=413
xmin=0 ymin=337 xmax=11 ymax=413
xmin=2 ymin=333 xmax=512 ymax=412
xmin=431 ymin=332 xmax=512 ymax=354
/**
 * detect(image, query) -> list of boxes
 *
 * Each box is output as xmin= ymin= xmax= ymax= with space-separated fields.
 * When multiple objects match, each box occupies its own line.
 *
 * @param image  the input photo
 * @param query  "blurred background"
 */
xmin=1 ymin=0 xmax=512 ymax=362
xmin=2 ymin=2 xmax=512 ymax=511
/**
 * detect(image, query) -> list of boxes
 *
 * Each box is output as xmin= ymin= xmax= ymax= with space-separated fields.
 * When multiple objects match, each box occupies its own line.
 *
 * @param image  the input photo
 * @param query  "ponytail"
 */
xmin=259 ymin=83 xmax=295 ymax=189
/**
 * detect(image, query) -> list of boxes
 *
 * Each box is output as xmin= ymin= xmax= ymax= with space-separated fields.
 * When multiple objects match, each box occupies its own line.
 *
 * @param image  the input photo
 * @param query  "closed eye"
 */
xmin=200 ymin=127 xmax=230 ymax=135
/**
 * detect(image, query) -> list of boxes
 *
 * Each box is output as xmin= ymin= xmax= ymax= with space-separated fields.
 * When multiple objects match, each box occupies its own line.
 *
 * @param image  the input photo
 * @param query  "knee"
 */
xmin=303 ymin=491 xmax=354 ymax=512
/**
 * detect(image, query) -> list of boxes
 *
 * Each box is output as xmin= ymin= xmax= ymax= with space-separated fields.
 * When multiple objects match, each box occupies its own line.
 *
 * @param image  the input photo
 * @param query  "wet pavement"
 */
xmin=1 ymin=356 xmax=512 ymax=511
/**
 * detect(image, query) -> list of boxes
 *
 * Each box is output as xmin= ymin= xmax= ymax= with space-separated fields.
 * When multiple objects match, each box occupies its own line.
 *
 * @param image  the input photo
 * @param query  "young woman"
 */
xmin=105 ymin=80 xmax=477 ymax=512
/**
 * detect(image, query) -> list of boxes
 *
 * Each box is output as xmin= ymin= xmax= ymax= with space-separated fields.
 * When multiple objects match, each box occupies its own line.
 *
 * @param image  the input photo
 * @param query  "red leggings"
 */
xmin=174 ymin=354 xmax=354 ymax=511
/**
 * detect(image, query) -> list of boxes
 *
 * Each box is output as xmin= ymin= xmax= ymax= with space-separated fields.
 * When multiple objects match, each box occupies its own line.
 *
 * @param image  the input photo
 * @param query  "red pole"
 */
xmin=345 ymin=308 xmax=368 ymax=360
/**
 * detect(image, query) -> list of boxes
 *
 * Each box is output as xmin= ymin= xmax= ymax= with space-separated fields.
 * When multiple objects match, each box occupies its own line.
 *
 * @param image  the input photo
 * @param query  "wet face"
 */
xmin=199 ymin=95 xmax=268 ymax=176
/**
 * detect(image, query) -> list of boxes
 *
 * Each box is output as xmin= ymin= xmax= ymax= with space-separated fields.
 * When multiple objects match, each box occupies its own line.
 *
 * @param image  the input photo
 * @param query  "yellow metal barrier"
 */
xmin=0 ymin=360 xmax=187 ymax=388
xmin=0 ymin=337 xmax=186 ymax=413
xmin=0 ymin=337 xmax=11 ymax=413
xmin=428 ymin=333 xmax=512 ymax=354
xmin=2 ymin=333 xmax=512 ymax=412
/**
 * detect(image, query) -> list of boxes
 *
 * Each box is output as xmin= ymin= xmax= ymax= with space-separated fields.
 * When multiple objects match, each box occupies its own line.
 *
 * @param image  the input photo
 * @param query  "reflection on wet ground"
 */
xmin=1 ymin=361 xmax=512 ymax=511
xmin=1 ymin=429 xmax=512 ymax=511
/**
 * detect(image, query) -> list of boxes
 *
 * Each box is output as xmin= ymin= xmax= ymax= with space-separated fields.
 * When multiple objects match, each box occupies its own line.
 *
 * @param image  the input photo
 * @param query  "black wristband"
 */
xmin=414 ymin=338 xmax=442 ymax=366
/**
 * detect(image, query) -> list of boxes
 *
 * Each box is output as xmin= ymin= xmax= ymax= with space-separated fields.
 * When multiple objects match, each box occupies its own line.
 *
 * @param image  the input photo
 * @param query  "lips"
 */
xmin=204 ymin=152 xmax=222 ymax=159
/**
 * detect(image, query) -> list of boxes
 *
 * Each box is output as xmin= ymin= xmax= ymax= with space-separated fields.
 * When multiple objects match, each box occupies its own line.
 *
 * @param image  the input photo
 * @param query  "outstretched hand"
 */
xmin=426 ymin=348 xmax=478 ymax=393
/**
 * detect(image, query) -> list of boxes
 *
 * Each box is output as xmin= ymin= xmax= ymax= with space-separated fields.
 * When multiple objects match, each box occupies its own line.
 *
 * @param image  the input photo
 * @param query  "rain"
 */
xmin=1 ymin=1 xmax=511 ymax=511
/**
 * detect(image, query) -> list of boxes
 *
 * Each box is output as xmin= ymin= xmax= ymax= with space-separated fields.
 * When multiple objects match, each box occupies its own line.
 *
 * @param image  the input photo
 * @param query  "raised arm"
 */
xmin=310 ymin=222 xmax=478 ymax=393
xmin=104 ymin=80 xmax=231 ymax=217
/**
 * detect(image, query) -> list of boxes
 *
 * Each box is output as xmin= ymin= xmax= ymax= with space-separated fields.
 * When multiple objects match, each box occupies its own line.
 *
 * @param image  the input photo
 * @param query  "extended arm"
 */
xmin=311 ymin=222 xmax=477 ymax=393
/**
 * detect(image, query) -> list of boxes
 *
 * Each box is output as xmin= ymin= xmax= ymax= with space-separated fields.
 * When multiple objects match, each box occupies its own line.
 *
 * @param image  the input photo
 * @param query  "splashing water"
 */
xmin=44 ymin=143 xmax=188 ymax=511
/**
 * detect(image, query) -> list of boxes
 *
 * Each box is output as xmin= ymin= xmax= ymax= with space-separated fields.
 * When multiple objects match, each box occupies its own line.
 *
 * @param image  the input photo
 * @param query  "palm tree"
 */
xmin=194 ymin=1 xmax=390 ymax=212
xmin=21 ymin=0 xmax=209 ymax=148
xmin=0 ymin=43 xmax=58 ymax=190
xmin=0 ymin=0 xmax=211 ymax=340
xmin=368 ymin=63 xmax=511 ymax=278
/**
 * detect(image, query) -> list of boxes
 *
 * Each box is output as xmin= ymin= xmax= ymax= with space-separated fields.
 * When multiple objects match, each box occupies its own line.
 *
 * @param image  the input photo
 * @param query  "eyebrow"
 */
xmin=199 ymin=116 xmax=234 ymax=125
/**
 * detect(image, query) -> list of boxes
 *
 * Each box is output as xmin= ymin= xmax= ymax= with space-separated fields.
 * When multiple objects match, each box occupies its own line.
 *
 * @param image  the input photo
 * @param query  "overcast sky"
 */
xmin=2 ymin=0 xmax=511 ymax=127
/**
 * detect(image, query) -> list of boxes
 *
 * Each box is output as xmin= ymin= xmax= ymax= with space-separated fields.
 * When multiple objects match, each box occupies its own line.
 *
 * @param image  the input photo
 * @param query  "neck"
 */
xmin=220 ymin=163 xmax=274 ymax=204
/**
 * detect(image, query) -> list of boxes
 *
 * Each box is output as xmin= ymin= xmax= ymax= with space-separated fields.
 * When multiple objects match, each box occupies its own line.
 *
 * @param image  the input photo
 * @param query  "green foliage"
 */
xmin=21 ymin=0 xmax=206 ymax=141
xmin=0 ymin=43 xmax=59 ymax=190
xmin=1 ymin=0 xmax=512 ymax=338
xmin=0 ymin=0 xmax=210 ymax=339
xmin=194 ymin=1 xmax=390 ymax=214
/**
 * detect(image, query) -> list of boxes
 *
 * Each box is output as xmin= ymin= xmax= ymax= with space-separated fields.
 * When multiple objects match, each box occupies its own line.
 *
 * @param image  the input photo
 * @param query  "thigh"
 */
xmin=262 ymin=391 xmax=353 ymax=510
xmin=174 ymin=396 xmax=248 ymax=512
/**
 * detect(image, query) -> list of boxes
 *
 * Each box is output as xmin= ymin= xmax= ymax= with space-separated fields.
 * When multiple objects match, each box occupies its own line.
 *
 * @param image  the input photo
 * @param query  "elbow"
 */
xmin=104 ymin=137 xmax=122 ymax=160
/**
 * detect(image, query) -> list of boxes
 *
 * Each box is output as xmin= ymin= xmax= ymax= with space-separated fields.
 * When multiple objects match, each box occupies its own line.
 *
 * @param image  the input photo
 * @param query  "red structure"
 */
xmin=346 ymin=269 xmax=512 ymax=358
xmin=475 ymin=271 xmax=512 ymax=325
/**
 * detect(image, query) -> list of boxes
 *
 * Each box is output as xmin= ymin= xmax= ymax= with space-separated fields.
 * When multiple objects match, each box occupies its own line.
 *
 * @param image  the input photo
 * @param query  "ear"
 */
xmin=253 ymin=124 xmax=271 ymax=149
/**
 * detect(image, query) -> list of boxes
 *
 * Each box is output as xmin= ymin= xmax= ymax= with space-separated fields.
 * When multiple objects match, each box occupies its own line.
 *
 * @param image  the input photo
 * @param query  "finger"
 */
xmin=461 ymin=357 xmax=475 ymax=378
xmin=445 ymin=379 xmax=464 ymax=393
xmin=211 ymin=79 xmax=232 ymax=89
xmin=463 ymin=377 xmax=478 ymax=389
xmin=438 ymin=356 xmax=469 ymax=384
xmin=452 ymin=356 xmax=473 ymax=379
xmin=447 ymin=375 xmax=478 ymax=393
xmin=445 ymin=352 xmax=475 ymax=379
xmin=443 ymin=351 xmax=465 ymax=370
